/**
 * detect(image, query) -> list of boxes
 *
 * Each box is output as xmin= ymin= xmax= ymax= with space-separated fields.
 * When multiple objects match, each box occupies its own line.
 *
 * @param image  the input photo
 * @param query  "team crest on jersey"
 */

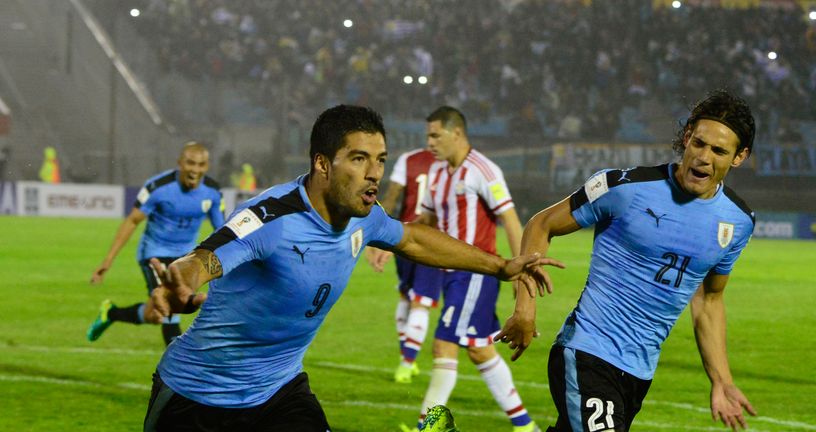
xmin=717 ymin=222 xmax=734 ymax=248
xmin=201 ymin=199 xmax=212 ymax=213
xmin=350 ymin=228 xmax=363 ymax=258
xmin=455 ymin=181 xmax=466 ymax=195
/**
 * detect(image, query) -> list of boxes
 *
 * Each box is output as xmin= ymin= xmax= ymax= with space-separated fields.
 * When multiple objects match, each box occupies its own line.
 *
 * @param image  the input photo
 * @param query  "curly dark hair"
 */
xmin=672 ymin=89 xmax=755 ymax=158
xmin=309 ymin=105 xmax=386 ymax=164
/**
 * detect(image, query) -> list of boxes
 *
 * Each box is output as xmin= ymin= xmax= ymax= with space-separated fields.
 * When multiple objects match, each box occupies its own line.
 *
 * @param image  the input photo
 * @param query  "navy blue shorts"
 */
xmin=434 ymin=270 xmax=500 ymax=347
xmin=395 ymin=255 xmax=444 ymax=307
xmin=144 ymin=371 xmax=331 ymax=432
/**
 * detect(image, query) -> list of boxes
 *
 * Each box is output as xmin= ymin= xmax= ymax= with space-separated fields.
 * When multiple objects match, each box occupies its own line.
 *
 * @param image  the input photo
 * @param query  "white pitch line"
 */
xmin=0 ymin=374 xmax=769 ymax=432
xmin=2 ymin=344 xmax=161 ymax=356
xmin=314 ymin=360 xmax=815 ymax=431
xmin=0 ymin=373 xmax=151 ymax=391
xmin=644 ymin=400 xmax=816 ymax=431
xmin=312 ymin=360 xmax=549 ymax=389
xmin=326 ymin=400 xmax=771 ymax=432
xmin=3 ymin=344 xmax=814 ymax=430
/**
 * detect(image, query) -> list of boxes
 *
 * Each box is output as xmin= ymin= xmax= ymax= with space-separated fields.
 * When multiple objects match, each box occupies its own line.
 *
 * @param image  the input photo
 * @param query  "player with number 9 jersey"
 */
xmin=157 ymin=176 xmax=405 ymax=408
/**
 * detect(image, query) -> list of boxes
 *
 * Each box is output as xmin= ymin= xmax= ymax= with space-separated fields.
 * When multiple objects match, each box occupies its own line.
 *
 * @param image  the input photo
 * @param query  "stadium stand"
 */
xmin=93 ymin=0 xmax=816 ymax=146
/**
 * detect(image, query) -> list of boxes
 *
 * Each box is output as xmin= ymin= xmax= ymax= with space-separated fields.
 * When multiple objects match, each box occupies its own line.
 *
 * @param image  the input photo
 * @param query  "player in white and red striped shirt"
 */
xmin=370 ymin=148 xmax=444 ymax=384
xmin=403 ymin=107 xmax=541 ymax=432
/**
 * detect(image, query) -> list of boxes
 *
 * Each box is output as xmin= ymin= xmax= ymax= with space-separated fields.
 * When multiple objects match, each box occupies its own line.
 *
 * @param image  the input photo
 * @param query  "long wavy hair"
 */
xmin=672 ymin=90 xmax=755 ymax=158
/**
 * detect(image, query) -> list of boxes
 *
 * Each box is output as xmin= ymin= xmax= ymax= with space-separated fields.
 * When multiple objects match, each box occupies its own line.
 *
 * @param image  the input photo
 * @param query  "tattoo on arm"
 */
xmin=196 ymin=252 xmax=223 ymax=276
xmin=208 ymin=254 xmax=223 ymax=276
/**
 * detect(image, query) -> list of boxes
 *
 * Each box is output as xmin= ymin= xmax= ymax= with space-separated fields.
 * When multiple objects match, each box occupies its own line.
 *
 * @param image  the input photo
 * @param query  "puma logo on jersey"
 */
xmin=646 ymin=208 xmax=667 ymax=227
xmin=260 ymin=205 xmax=276 ymax=220
xmin=292 ymin=245 xmax=309 ymax=263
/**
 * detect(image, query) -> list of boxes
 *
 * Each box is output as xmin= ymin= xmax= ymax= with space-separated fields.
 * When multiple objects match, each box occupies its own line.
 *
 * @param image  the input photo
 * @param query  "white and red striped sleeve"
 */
xmin=388 ymin=151 xmax=410 ymax=186
xmin=468 ymin=151 xmax=514 ymax=215
xmin=421 ymin=161 xmax=446 ymax=214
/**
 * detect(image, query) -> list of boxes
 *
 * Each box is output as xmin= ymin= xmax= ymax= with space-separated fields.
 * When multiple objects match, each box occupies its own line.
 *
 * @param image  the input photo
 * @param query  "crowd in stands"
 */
xmin=126 ymin=0 xmax=816 ymax=144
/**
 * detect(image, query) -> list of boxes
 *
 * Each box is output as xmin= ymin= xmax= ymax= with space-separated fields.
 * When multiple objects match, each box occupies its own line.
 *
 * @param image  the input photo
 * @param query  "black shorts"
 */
xmin=547 ymin=345 xmax=651 ymax=432
xmin=144 ymin=371 xmax=331 ymax=432
xmin=139 ymin=257 xmax=177 ymax=295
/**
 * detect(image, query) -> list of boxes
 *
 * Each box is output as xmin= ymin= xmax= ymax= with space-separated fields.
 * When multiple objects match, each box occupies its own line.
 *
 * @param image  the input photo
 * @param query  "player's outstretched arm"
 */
xmin=691 ymin=274 xmax=756 ymax=431
xmin=494 ymin=198 xmax=580 ymax=360
xmin=517 ymin=198 xmax=580 ymax=296
xmin=395 ymin=222 xmax=564 ymax=293
xmin=90 ymin=208 xmax=146 ymax=285
xmin=413 ymin=210 xmax=437 ymax=227
xmin=142 ymin=249 xmax=221 ymax=323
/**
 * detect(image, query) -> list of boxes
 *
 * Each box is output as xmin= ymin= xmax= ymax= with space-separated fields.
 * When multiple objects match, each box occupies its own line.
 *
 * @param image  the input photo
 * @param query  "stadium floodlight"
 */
xmin=418 ymin=76 xmax=428 ymax=85
xmin=809 ymin=11 xmax=816 ymax=20
xmin=343 ymin=19 xmax=353 ymax=28
xmin=130 ymin=8 xmax=141 ymax=17
xmin=671 ymin=1 xmax=681 ymax=8
xmin=768 ymin=51 xmax=777 ymax=60
xmin=403 ymin=75 xmax=414 ymax=84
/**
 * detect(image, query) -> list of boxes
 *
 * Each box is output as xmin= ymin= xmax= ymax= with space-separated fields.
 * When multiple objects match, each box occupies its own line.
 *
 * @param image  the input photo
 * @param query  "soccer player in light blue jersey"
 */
xmin=88 ymin=142 xmax=224 ymax=346
xmin=496 ymin=90 xmax=758 ymax=432
xmin=139 ymin=105 xmax=564 ymax=432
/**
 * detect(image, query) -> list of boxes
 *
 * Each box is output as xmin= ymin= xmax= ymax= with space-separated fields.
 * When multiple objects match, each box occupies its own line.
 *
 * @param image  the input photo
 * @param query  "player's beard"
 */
xmin=328 ymin=178 xmax=372 ymax=220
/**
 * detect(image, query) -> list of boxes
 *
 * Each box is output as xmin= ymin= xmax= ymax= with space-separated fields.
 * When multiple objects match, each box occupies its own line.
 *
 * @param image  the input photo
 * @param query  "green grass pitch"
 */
xmin=0 ymin=215 xmax=814 ymax=431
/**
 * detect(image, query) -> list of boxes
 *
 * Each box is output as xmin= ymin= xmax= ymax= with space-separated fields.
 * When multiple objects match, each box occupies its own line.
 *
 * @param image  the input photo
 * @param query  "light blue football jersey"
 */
xmin=558 ymin=164 xmax=754 ymax=380
xmin=135 ymin=170 xmax=224 ymax=261
xmin=157 ymin=175 xmax=404 ymax=408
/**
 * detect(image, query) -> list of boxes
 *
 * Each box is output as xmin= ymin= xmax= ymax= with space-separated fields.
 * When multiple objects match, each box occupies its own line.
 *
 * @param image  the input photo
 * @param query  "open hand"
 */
xmin=143 ymin=258 xmax=206 ymax=323
xmin=494 ymin=307 xmax=540 ymax=361
xmin=498 ymin=253 xmax=565 ymax=298
xmin=90 ymin=262 xmax=111 ymax=285
xmin=711 ymin=382 xmax=756 ymax=431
